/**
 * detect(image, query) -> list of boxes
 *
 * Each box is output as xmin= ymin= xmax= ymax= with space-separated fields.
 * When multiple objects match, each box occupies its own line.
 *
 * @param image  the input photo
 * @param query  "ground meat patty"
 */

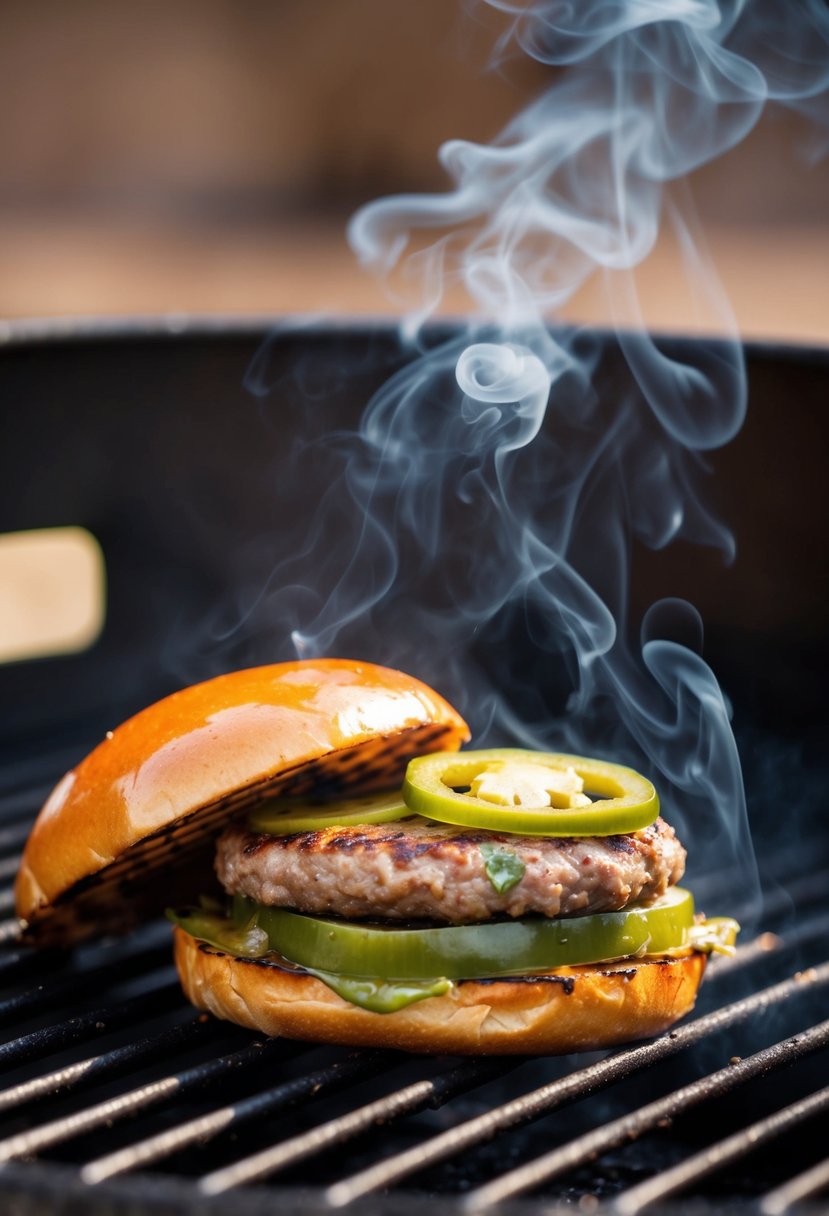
xmin=215 ymin=817 xmax=686 ymax=924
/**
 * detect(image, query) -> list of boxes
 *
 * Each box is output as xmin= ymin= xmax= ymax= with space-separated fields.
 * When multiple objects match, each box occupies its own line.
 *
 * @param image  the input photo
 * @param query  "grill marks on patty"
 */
xmin=243 ymin=823 xmax=478 ymax=863
xmin=217 ymin=816 xmax=686 ymax=925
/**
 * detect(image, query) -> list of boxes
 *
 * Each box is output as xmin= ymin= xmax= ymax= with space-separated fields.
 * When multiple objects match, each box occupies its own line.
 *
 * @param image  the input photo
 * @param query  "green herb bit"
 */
xmin=478 ymin=843 xmax=526 ymax=894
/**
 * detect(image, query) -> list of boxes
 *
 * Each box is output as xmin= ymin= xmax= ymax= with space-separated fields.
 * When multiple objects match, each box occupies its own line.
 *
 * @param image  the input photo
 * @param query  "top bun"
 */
xmin=16 ymin=659 xmax=469 ymax=945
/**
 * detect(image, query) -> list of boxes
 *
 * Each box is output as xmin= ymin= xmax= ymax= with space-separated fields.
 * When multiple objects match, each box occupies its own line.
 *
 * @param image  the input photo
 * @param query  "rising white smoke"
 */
xmin=250 ymin=1 xmax=829 ymax=913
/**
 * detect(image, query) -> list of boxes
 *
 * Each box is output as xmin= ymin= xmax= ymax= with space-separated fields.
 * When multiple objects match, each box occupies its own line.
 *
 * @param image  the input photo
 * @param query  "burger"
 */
xmin=15 ymin=659 xmax=736 ymax=1054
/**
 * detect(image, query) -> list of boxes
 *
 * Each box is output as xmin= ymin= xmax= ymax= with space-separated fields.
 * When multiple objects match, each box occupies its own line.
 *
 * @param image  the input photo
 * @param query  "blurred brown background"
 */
xmin=1 ymin=0 xmax=827 ymax=339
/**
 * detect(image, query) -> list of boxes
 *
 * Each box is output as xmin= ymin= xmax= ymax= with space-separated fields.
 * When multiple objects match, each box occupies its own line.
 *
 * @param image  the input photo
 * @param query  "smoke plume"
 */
xmin=250 ymin=1 xmax=829 ymax=914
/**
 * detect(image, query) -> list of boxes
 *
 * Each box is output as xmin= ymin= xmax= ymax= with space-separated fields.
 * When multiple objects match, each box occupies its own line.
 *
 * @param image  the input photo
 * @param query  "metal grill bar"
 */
xmin=0 ymin=1015 xmax=208 ymax=1114
xmin=0 ymin=918 xmax=170 ymax=984
xmin=0 ymin=943 xmax=172 ymax=1027
xmin=0 ymin=919 xmax=22 ymax=946
xmin=0 ymin=786 xmax=59 ymax=820
xmin=0 ymin=856 xmax=22 ymax=881
xmin=612 ymin=1084 xmax=829 ymax=1214
xmin=0 ymin=752 xmax=85 ymax=800
xmin=81 ymin=1049 xmax=393 ymax=1183
xmin=0 ymin=974 xmax=181 ymax=1069
xmin=0 ymin=1035 xmax=294 ymax=1161
xmin=0 ymin=823 xmax=34 ymax=852
xmin=322 ymin=962 xmax=829 ymax=1206
xmin=462 ymin=1019 xmax=829 ymax=1210
xmin=760 ymin=1155 xmax=829 ymax=1214
xmin=197 ymin=1058 xmax=511 ymax=1195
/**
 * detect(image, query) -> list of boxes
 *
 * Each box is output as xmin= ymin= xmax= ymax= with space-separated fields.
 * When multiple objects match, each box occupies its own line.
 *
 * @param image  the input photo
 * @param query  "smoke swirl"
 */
xmin=247 ymin=1 xmax=829 ymax=915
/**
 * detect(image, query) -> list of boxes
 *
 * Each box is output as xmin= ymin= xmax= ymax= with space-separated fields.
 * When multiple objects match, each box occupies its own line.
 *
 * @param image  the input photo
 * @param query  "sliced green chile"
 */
xmin=238 ymin=887 xmax=695 ymax=981
xmin=403 ymin=749 xmax=659 ymax=837
xmin=167 ymin=908 xmax=269 ymax=957
xmin=248 ymin=789 xmax=411 ymax=836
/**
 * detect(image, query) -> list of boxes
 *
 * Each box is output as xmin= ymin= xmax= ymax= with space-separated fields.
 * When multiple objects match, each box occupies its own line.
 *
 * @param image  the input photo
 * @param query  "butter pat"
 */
xmin=471 ymin=762 xmax=592 ymax=809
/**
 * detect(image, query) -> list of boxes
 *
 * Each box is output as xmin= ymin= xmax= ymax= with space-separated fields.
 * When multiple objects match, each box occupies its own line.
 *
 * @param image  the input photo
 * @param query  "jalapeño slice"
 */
xmin=237 ymin=886 xmax=695 ymax=980
xmin=248 ymin=789 xmax=411 ymax=836
xmin=403 ymin=748 xmax=659 ymax=837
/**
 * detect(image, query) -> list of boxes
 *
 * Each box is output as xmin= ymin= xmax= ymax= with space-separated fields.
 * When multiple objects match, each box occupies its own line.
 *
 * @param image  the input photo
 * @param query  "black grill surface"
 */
xmin=1 ymin=324 xmax=827 ymax=1214
xmin=0 ymin=745 xmax=826 ymax=1215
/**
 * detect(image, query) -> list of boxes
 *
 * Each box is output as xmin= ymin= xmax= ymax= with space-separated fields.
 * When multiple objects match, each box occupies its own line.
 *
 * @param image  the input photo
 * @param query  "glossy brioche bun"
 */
xmin=16 ymin=659 xmax=469 ymax=945
xmin=174 ymin=928 xmax=707 ymax=1055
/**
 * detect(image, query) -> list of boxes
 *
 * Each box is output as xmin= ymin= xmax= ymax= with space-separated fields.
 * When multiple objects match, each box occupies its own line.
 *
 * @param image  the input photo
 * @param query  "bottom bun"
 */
xmin=173 ymin=927 xmax=707 ymax=1055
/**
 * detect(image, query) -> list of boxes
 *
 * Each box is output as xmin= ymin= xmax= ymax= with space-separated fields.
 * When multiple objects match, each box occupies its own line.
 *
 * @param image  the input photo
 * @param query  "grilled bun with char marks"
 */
xmin=174 ymin=928 xmax=707 ymax=1055
xmin=15 ymin=660 xmax=469 ymax=945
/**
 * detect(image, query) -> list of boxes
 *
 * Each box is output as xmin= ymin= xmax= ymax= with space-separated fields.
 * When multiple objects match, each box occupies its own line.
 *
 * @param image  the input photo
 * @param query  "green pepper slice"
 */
xmin=403 ymin=748 xmax=659 ymax=837
xmin=248 ymin=789 xmax=411 ymax=836
xmin=167 ymin=906 xmax=270 ymax=958
xmin=234 ymin=886 xmax=695 ymax=980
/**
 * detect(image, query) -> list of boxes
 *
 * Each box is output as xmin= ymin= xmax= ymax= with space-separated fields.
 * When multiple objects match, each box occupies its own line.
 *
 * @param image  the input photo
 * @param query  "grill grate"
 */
xmin=321 ymin=964 xmax=829 ymax=1208
xmin=0 ymin=748 xmax=827 ymax=1215
xmin=464 ymin=1018 xmax=829 ymax=1211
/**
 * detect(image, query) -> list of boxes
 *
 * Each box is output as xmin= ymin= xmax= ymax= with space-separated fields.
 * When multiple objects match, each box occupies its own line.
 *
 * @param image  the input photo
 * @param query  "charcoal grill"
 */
xmin=0 ymin=320 xmax=827 ymax=1215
